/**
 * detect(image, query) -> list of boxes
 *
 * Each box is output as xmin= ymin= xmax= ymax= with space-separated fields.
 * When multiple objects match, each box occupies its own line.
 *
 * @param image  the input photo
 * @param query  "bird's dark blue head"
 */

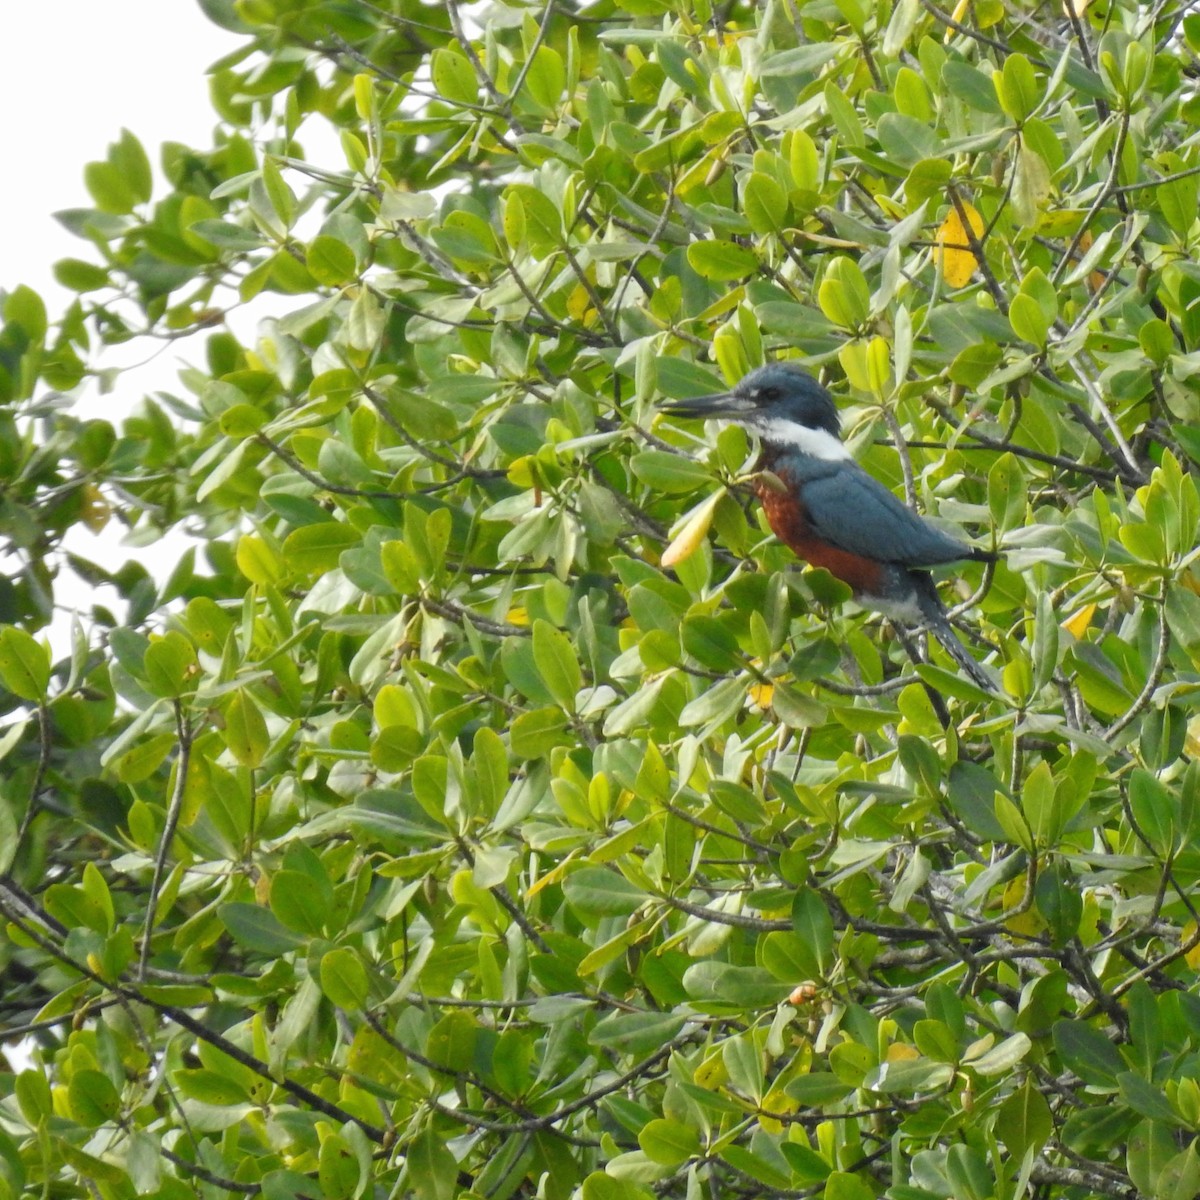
xmin=660 ymin=364 xmax=842 ymax=449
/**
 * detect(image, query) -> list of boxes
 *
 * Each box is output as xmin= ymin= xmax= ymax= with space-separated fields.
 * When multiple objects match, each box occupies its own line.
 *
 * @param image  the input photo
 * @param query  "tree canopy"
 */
xmin=3 ymin=0 xmax=1200 ymax=1197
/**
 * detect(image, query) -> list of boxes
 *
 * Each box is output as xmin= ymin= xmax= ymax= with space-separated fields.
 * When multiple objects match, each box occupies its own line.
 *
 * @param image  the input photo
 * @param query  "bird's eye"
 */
xmin=761 ymin=386 xmax=781 ymax=401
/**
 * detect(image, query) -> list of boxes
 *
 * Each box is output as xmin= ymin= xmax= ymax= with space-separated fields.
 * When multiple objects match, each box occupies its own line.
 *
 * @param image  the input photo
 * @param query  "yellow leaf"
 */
xmin=567 ymin=281 xmax=593 ymax=322
xmin=749 ymin=682 xmax=774 ymax=709
xmin=236 ymin=534 xmax=283 ymax=585
xmin=944 ymin=0 xmax=970 ymax=40
xmin=935 ymin=201 xmax=985 ymax=288
xmin=661 ymin=488 xmax=725 ymax=568
xmin=525 ymin=850 xmax=580 ymax=898
xmin=1185 ymin=716 xmax=1200 ymax=760
xmin=507 ymin=456 xmax=535 ymax=488
xmin=1184 ymin=922 xmax=1200 ymax=970
xmin=1076 ymin=230 xmax=1107 ymax=294
xmin=1003 ymin=877 xmax=1044 ymax=937
xmin=886 ymin=1043 xmax=921 ymax=1062
xmin=1061 ymin=603 xmax=1096 ymax=639
xmin=506 ymin=606 xmax=529 ymax=626
xmin=758 ymin=1088 xmax=799 ymax=1135
xmin=694 ymin=1050 xmax=728 ymax=1090
xmin=80 ymin=484 xmax=112 ymax=534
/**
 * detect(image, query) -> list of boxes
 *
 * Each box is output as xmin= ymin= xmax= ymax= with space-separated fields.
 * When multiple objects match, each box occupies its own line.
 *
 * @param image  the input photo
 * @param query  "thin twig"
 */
xmin=1105 ymin=601 xmax=1170 ymax=740
xmin=421 ymin=595 xmax=532 ymax=638
xmin=140 ymin=702 xmax=192 ymax=980
xmin=14 ymin=702 xmax=52 ymax=849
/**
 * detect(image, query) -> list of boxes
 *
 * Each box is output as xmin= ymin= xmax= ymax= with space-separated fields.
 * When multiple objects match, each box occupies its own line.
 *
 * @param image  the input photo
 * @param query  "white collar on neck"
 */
xmin=755 ymin=419 xmax=851 ymax=461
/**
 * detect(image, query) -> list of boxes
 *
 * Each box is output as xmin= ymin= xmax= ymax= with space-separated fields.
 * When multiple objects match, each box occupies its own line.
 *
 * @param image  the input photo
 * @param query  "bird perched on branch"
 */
xmin=661 ymin=363 xmax=998 ymax=692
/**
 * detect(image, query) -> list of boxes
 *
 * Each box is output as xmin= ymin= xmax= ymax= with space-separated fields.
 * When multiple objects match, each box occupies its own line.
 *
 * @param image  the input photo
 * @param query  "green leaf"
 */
xmin=44 ymin=881 xmax=113 ymax=935
xmin=742 ymin=172 xmax=788 ymax=234
xmin=1157 ymin=152 xmax=1200 ymax=238
xmin=791 ymin=889 xmax=833 ymax=973
xmin=532 ymin=619 xmax=581 ymax=713
xmin=219 ymin=403 xmax=268 ymax=438
xmin=942 ymin=60 xmax=1004 ymax=113
xmin=563 ymin=868 xmax=648 ymax=918
xmin=176 ymin=1067 xmax=253 ymax=1105
xmin=683 ymin=961 xmax=791 ymax=1007
xmin=1009 ymin=292 xmax=1048 ymax=348
xmin=143 ymin=631 xmax=197 ymax=698
xmin=817 ymin=256 xmax=871 ymax=327
xmin=996 ymin=1079 xmax=1053 ymax=1157
xmin=113 ymin=731 xmax=176 ymax=784
xmin=969 ymin=1032 xmax=1032 ymax=1076
xmin=260 ymin=158 xmax=297 ymax=229
xmin=720 ymin=1145 xmax=792 ymax=1189
xmin=630 ymin=451 xmax=714 ymax=492
xmin=771 ymin=683 xmax=828 ymax=728
xmin=84 ymin=161 xmax=136 ymax=214
xmin=262 ymin=1169 xmax=324 ymax=1200
xmin=270 ymin=868 xmax=330 ymax=934
xmin=785 ymin=1073 xmax=853 ymax=1104
xmin=224 ymin=690 xmax=269 ymax=769
xmin=1012 ymin=144 xmax=1052 ymax=226
xmin=944 ymin=1144 xmax=992 ymax=1200
xmin=504 ymin=184 xmax=562 ymax=256
xmin=307 ymin=234 xmax=358 ymax=286
xmin=987 ymin=451 xmax=1026 ymax=532
xmin=1035 ymin=860 xmax=1082 ymax=945
xmin=523 ymin=45 xmax=566 ymax=112
xmin=509 ymin=706 xmax=571 ymax=758
xmin=113 ymin=129 xmax=153 ymax=204
xmin=681 ymin=615 xmax=740 ymax=671
xmin=686 ymin=240 xmax=758 ymax=281
xmin=1118 ymin=1072 xmax=1180 ymax=1124
xmin=4 ymin=285 xmax=48 ymax=341
xmin=319 ymin=947 xmax=370 ymax=1009
xmin=0 ymin=627 xmax=51 ymax=701
xmin=189 ymin=219 xmax=266 ymax=250
xmin=875 ymin=113 xmax=938 ymax=167
xmin=913 ymin=1019 xmax=959 ymax=1062
xmin=995 ymin=53 xmax=1040 ymax=121
xmin=346 ymin=287 xmax=385 ymax=352
xmin=590 ymin=1010 xmax=685 ymax=1054
xmin=1053 ymin=1019 xmax=1126 ymax=1087
xmin=319 ymin=1134 xmax=363 ymax=1200
xmin=788 ymin=129 xmax=820 ymax=191
xmin=67 ymin=1070 xmax=122 ymax=1127
xmin=282 ymin=522 xmax=362 ymax=575
xmin=638 ymin=1118 xmax=700 ymax=1166
xmin=14 ymin=1069 xmax=52 ymax=1124
xmin=1129 ymin=768 xmax=1178 ymax=854
xmin=408 ymin=1126 xmax=459 ymax=1200
xmin=218 ymin=902 xmax=306 ymax=953
xmin=431 ymin=48 xmax=478 ymax=106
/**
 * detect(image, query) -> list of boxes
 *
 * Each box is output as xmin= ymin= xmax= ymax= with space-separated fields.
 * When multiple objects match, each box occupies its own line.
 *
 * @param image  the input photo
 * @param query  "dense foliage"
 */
xmin=3 ymin=0 xmax=1200 ymax=1196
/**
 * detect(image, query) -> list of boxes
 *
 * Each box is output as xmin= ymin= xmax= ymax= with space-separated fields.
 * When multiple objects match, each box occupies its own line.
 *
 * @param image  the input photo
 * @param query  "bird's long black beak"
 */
xmin=659 ymin=392 xmax=752 ymax=420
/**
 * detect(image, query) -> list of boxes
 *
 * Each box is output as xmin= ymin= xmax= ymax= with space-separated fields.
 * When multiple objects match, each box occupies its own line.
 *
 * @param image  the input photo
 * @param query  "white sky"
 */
xmin=1 ymin=2 xmax=243 ymax=308
xmin=0 ymin=3 xmax=256 ymax=1069
xmin=0 ymin=4 xmax=255 ymax=638
xmin=2 ymin=6 xmax=354 ymax=647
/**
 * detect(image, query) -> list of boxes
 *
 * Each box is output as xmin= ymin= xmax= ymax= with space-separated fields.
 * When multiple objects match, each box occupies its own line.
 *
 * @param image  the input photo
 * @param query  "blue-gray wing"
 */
xmin=800 ymin=466 xmax=979 ymax=567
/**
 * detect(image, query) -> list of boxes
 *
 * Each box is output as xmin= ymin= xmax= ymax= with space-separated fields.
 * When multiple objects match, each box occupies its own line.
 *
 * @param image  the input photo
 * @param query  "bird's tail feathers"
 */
xmin=914 ymin=578 xmax=997 ymax=692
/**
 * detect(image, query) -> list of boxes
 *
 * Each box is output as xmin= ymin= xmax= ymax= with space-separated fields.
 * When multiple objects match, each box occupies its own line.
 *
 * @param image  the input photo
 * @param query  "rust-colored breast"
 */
xmin=754 ymin=476 xmax=885 ymax=596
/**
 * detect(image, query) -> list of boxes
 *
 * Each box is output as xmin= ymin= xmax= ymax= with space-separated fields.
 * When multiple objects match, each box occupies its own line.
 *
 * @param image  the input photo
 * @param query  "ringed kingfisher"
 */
xmin=661 ymin=363 xmax=998 ymax=692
